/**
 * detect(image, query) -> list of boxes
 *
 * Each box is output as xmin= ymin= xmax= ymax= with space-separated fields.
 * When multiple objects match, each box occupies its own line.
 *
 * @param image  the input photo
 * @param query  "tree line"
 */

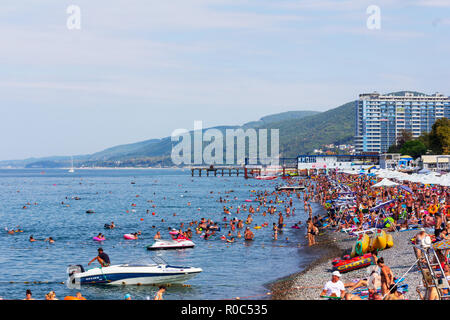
xmin=387 ymin=118 xmax=450 ymax=158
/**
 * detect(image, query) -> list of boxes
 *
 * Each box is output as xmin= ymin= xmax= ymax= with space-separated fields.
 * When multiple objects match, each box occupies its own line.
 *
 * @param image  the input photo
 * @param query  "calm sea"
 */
xmin=0 ymin=168 xmax=323 ymax=300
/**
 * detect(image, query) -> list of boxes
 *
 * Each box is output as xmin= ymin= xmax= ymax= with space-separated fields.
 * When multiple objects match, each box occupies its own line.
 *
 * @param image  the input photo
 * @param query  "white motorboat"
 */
xmin=68 ymin=156 xmax=75 ymax=173
xmin=275 ymin=185 xmax=305 ymax=192
xmin=147 ymin=238 xmax=195 ymax=250
xmin=66 ymin=257 xmax=202 ymax=286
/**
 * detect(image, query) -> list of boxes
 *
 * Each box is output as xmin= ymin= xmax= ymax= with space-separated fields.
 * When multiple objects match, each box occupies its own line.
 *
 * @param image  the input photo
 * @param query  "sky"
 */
xmin=0 ymin=0 xmax=449 ymax=160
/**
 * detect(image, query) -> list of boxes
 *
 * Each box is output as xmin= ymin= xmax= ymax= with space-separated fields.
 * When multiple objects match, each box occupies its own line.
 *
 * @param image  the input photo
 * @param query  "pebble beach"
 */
xmin=270 ymin=228 xmax=424 ymax=300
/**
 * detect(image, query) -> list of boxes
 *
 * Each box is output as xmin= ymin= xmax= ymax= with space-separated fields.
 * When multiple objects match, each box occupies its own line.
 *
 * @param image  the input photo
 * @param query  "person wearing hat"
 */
xmin=320 ymin=271 xmax=346 ymax=299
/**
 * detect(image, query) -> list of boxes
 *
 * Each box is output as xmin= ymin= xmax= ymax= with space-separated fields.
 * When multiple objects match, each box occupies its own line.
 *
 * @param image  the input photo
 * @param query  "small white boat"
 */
xmin=275 ymin=185 xmax=305 ymax=192
xmin=147 ymin=238 xmax=195 ymax=250
xmin=68 ymin=156 xmax=75 ymax=173
xmin=67 ymin=257 xmax=201 ymax=286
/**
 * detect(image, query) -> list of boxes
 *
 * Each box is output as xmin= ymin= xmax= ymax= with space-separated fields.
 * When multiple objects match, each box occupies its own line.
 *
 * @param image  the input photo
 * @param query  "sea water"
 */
xmin=0 ymin=168 xmax=323 ymax=300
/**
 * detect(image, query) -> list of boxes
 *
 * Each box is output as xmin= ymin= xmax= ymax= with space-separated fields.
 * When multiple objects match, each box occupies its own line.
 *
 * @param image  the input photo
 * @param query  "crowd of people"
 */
xmin=312 ymin=170 xmax=449 ymax=300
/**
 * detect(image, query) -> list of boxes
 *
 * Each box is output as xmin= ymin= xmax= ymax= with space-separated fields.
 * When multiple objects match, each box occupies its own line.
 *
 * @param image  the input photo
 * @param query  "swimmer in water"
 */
xmin=44 ymin=237 xmax=55 ymax=244
xmin=244 ymin=227 xmax=254 ymax=240
xmin=29 ymin=236 xmax=37 ymax=242
xmin=227 ymin=237 xmax=235 ymax=243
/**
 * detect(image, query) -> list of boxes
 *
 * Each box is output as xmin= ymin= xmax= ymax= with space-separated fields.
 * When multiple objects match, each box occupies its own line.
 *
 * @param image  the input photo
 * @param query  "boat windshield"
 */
xmin=120 ymin=255 xmax=168 ymax=267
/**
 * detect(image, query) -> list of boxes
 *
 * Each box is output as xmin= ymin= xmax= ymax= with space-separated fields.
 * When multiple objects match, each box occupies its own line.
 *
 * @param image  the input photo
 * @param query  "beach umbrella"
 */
xmin=371 ymin=178 xmax=399 ymax=188
xmin=370 ymin=199 xmax=396 ymax=212
xmin=433 ymin=239 xmax=450 ymax=251
xmin=399 ymin=185 xmax=413 ymax=194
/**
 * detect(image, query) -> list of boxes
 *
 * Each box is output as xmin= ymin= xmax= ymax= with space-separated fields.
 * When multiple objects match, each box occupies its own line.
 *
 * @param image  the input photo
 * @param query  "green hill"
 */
xmin=7 ymin=107 xmax=354 ymax=168
xmin=264 ymin=101 xmax=356 ymax=157
xmin=25 ymin=107 xmax=349 ymax=167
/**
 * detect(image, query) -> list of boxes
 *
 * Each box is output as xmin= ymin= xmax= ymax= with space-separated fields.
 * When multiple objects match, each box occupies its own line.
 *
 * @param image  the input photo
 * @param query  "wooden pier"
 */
xmin=191 ymin=166 xmax=245 ymax=177
xmin=190 ymin=165 xmax=322 ymax=178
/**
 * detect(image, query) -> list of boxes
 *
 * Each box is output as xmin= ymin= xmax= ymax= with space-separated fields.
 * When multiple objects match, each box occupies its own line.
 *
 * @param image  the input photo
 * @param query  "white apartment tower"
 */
xmin=355 ymin=92 xmax=450 ymax=153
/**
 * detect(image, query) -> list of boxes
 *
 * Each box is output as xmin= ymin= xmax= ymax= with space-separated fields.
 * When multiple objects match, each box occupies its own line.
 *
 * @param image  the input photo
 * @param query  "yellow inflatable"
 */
xmin=386 ymin=233 xmax=394 ymax=248
xmin=370 ymin=229 xmax=387 ymax=251
xmin=351 ymin=233 xmax=370 ymax=257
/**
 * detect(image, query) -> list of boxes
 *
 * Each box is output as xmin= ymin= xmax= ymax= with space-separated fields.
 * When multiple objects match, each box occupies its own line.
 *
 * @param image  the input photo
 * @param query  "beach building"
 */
xmin=297 ymin=154 xmax=379 ymax=170
xmin=418 ymin=155 xmax=450 ymax=172
xmin=380 ymin=153 xmax=401 ymax=169
xmin=380 ymin=153 xmax=417 ymax=170
xmin=355 ymin=92 xmax=450 ymax=153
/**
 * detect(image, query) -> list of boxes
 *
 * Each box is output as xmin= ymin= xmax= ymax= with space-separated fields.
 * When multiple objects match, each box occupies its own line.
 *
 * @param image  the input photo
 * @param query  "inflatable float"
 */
xmin=386 ymin=233 xmax=394 ymax=248
xmin=332 ymin=254 xmax=375 ymax=273
xmin=123 ymin=234 xmax=138 ymax=240
xmin=350 ymin=233 xmax=370 ymax=257
xmin=369 ymin=229 xmax=387 ymax=251
xmin=64 ymin=296 xmax=86 ymax=300
xmin=93 ymin=236 xmax=105 ymax=242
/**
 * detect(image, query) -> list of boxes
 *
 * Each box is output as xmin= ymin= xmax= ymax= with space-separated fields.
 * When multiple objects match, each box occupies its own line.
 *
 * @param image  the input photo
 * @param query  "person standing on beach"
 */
xmin=307 ymin=218 xmax=317 ymax=246
xmin=377 ymin=258 xmax=394 ymax=296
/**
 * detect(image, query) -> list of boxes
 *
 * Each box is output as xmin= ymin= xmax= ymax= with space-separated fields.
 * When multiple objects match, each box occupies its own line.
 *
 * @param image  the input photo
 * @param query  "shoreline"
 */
xmin=267 ymin=230 xmax=343 ymax=300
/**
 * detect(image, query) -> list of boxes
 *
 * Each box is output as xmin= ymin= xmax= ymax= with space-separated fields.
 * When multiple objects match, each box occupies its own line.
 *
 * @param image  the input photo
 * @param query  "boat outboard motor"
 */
xmin=66 ymin=265 xmax=84 ymax=289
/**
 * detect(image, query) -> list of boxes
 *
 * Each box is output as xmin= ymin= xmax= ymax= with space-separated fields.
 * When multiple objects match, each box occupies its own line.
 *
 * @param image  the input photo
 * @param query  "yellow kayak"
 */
xmin=351 ymin=233 xmax=370 ymax=257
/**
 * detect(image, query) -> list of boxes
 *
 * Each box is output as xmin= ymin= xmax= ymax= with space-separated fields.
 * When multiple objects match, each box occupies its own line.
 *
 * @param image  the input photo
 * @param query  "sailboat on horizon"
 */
xmin=68 ymin=156 xmax=75 ymax=173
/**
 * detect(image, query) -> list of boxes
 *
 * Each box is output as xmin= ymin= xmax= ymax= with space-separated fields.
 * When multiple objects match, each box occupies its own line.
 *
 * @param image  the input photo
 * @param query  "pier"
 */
xmin=191 ymin=166 xmax=245 ymax=177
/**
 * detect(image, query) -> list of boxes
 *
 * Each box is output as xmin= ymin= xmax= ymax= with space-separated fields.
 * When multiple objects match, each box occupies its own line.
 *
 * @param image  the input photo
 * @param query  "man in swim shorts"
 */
xmin=88 ymin=248 xmax=110 ymax=267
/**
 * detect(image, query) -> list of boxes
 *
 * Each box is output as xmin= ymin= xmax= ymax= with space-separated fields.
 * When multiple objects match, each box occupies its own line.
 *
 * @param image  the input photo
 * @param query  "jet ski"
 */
xmin=147 ymin=238 xmax=195 ymax=250
xmin=66 ymin=257 xmax=201 ymax=286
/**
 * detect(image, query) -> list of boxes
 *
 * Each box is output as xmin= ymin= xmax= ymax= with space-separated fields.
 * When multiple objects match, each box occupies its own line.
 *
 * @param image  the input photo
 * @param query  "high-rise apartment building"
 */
xmin=355 ymin=92 xmax=450 ymax=153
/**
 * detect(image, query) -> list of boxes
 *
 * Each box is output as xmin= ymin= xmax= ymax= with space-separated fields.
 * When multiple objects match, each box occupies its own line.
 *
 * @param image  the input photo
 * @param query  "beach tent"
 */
xmin=371 ymin=178 xmax=399 ymax=188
